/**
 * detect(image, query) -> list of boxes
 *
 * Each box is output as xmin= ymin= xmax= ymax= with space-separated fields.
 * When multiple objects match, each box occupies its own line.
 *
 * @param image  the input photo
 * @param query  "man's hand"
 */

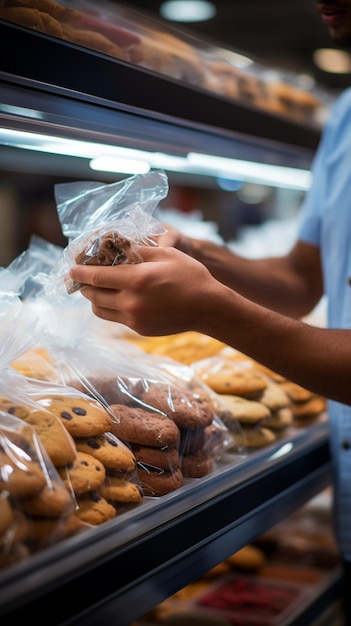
xmin=69 ymin=245 xmax=218 ymax=336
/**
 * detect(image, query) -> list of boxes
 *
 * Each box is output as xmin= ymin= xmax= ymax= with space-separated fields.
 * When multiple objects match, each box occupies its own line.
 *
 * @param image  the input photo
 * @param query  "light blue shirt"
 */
xmin=298 ymin=86 xmax=351 ymax=561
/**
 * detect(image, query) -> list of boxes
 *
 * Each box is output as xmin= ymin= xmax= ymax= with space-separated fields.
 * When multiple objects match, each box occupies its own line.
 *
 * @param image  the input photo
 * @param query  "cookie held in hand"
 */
xmin=66 ymin=229 xmax=143 ymax=294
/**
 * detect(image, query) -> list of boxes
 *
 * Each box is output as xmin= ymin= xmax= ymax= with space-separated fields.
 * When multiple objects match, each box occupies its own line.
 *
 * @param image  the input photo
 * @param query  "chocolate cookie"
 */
xmin=20 ymin=481 xmax=75 ymax=518
xmin=264 ymin=407 xmax=293 ymax=430
xmin=100 ymin=476 xmax=143 ymax=503
xmin=25 ymin=513 xmax=83 ymax=548
xmin=58 ymin=451 xmax=106 ymax=495
xmin=180 ymin=449 xmax=215 ymax=478
xmin=67 ymin=376 xmax=131 ymax=405
xmin=279 ymin=381 xmax=313 ymax=404
xmin=131 ymin=444 xmax=180 ymax=471
xmin=234 ymin=425 xmax=276 ymax=449
xmin=217 ymin=394 xmax=271 ymax=425
xmin=292 ymin=395 xmax=326 ymax=419
xmin=179 ymin=427 xmax=206 ymax=456
xmin=194 ymin=359 xmax=268 ymax=399
xmin=76 ymin=229 xmax=141 ymax=266
xmin=37 ymin=395 xmax=113 ymax=437
xmin=66 ymin=229 xmax=142 ymax=294
xmin=75 ymin=432 xmax=136 ymax=473
xmin=0 ymin=450 xmax=46 ymax=499
xmin=0 ymin=399 xmax=31 ymax=419
xmin=75 ymin=491 xmax=117 ymax=525
xmin=23 ymin=409 xmax=77 ymax=467
xmin=259 ymin=382 xmax=291 ymax=411
xmin=137 ymin=466 xmax=184 ymax=497
xmin=11 ymin=349 xmax=58 ymax=382
xmin=139 ymin=384 xmax=213 ymax=430
xmin=109 ymin=404 xmax=180 ymax=448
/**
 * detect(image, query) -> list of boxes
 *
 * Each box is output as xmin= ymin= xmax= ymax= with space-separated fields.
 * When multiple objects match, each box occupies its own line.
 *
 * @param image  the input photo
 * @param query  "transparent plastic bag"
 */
xmin=0 ymin=413 xmax=83 ymax=568
xmin=54 ymin=170 xmax=168 ymax=294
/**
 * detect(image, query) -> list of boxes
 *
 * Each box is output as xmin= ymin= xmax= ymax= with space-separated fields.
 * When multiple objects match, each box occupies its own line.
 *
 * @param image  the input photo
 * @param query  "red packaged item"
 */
xmin=194 ymin=574 xmax=305 ymax=625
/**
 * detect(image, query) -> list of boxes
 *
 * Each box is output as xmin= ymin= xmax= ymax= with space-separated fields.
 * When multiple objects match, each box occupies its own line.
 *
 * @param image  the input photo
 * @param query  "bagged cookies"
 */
xmin=38 ymin=327 xmax=187 ymax=497
xmin=0 ymin=289 xmax=142 ymax=523
xmin=53 ymin=170 xmax=169 ymax=294
xmin=64 ymin=343 xmax=240 ymax=492
xmin=16 ymin=269 xmax=239 ymax=497
xmin=0 ymin=411 xmax=83 ymax=569
xmin=191 ymin=355 xmax=288 ymax=450
xmin=34 ymin=311 xmax=225 ymax=494
xmin=0 ymin=292 xmax=75 ymax=470
xmin=0 ymin=373 xmax=143 ymax=519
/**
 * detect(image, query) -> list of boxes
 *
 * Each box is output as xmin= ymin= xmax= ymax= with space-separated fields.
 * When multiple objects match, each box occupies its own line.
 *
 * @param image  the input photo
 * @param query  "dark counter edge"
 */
xmin=0 ymin=21 xmax=321 ymax=153
xmin=0 ymin=425 xmax=331 ymax=625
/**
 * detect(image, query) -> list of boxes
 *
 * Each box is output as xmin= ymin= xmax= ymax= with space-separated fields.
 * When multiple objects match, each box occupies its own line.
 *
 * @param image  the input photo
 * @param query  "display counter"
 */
xmin=0 ymin=7 xmax=338 ymax=625
xmin=0 ymin=422 xmax=332 ymax=625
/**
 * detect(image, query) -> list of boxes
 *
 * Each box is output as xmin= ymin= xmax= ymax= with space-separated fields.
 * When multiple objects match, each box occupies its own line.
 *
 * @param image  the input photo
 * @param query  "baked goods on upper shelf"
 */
xmin=0 ymin=0 xmax=332 ymax=127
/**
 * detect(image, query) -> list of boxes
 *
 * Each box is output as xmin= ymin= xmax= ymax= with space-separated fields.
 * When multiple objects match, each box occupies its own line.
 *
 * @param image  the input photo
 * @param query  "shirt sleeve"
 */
xmin=297 ymin=87 xmax=351 ymax=246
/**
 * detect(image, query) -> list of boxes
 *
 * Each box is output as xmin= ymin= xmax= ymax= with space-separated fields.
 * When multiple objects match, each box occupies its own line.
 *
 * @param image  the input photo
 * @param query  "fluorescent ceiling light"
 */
xmin=0 ymin=128 xmax=311 ymax=191
xmin=187 ymin=153 xmax=312 ymax=191
xmin=160 ymin=0 xmax=216 ymax=22
xmin=90 ymin=157 xmax=150 ymax=174
xmin=0 ymin=128 xmax=146 ymax=160
xmin=313 ymin=48 xmax=351 ymax=74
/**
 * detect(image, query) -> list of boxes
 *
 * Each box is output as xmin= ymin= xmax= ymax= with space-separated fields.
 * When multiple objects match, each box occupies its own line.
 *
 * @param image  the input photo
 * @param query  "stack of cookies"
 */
xmin=250 ymin=361 xmax=327 ymax=426
xmin=0 ymin=415 xmax=82 ymax=568
xmin=35 ymin=393 xmax=142 ymax=520
xmin=108 ymin=379 xmax=223 ymax=495
xmin=192 ymin=352 xmax=326 ymax=449
xmin=121 ymin=331 xmax=327 ymax=437
xmin=188 ymin=356 xmax=287 ymax=449
xmin=109 ymin=402 xmax=184 ymax=496
xmin=136 ymin=381 xmax=219 ymax=481
xmin=0 ymin=390 xmax=142 ymax=535
xmin=278 ymin=381 xmax=327 ymax=427
xmin=67 ymin=372 xmax=230 ymax=495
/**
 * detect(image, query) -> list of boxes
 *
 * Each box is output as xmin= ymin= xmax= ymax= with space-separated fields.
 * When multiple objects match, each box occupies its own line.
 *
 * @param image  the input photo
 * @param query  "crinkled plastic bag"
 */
xmin=54 ymin=170 xmax=168 ymax=294
xmin=0 ymin=413 xmax=83 ymax=569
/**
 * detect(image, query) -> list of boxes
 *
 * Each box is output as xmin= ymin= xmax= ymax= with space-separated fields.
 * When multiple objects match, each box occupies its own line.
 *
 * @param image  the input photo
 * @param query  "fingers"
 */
xmin=68 ymin=245 xmax=211 ymax=337
xmin=154 ymin=225 xmax=182 ymax=247
xmin=69 ymin=245 xmax=181 ymax=289
xmin=70 ymin=264 xmax=119 ymax=290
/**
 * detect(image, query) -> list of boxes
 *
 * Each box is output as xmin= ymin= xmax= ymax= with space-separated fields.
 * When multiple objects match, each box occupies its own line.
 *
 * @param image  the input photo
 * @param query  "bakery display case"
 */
xmin=133 ymin=489 xmax=343 ymax=626
xmin=0 ymin=421 xmax=333 ymax=625
xmin=0 ymin=0 xmax=332 ymax=130
xmin=0 ymin=2 xmax=341 ymax=625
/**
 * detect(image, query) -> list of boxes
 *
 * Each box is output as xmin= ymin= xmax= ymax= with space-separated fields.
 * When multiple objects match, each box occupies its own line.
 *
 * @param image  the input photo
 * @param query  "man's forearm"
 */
xmin=199 ymin=283 xmax=350 ymax=406
xmin=186 ymin=237 xmax=314 ymax=317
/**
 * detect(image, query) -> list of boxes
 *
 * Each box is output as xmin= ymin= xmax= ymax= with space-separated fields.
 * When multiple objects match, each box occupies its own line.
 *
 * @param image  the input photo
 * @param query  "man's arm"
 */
xmin=157 ymin=228 xmax=323 ymax=318
xmin=69 ymin=245 xmax=350 ymax=405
